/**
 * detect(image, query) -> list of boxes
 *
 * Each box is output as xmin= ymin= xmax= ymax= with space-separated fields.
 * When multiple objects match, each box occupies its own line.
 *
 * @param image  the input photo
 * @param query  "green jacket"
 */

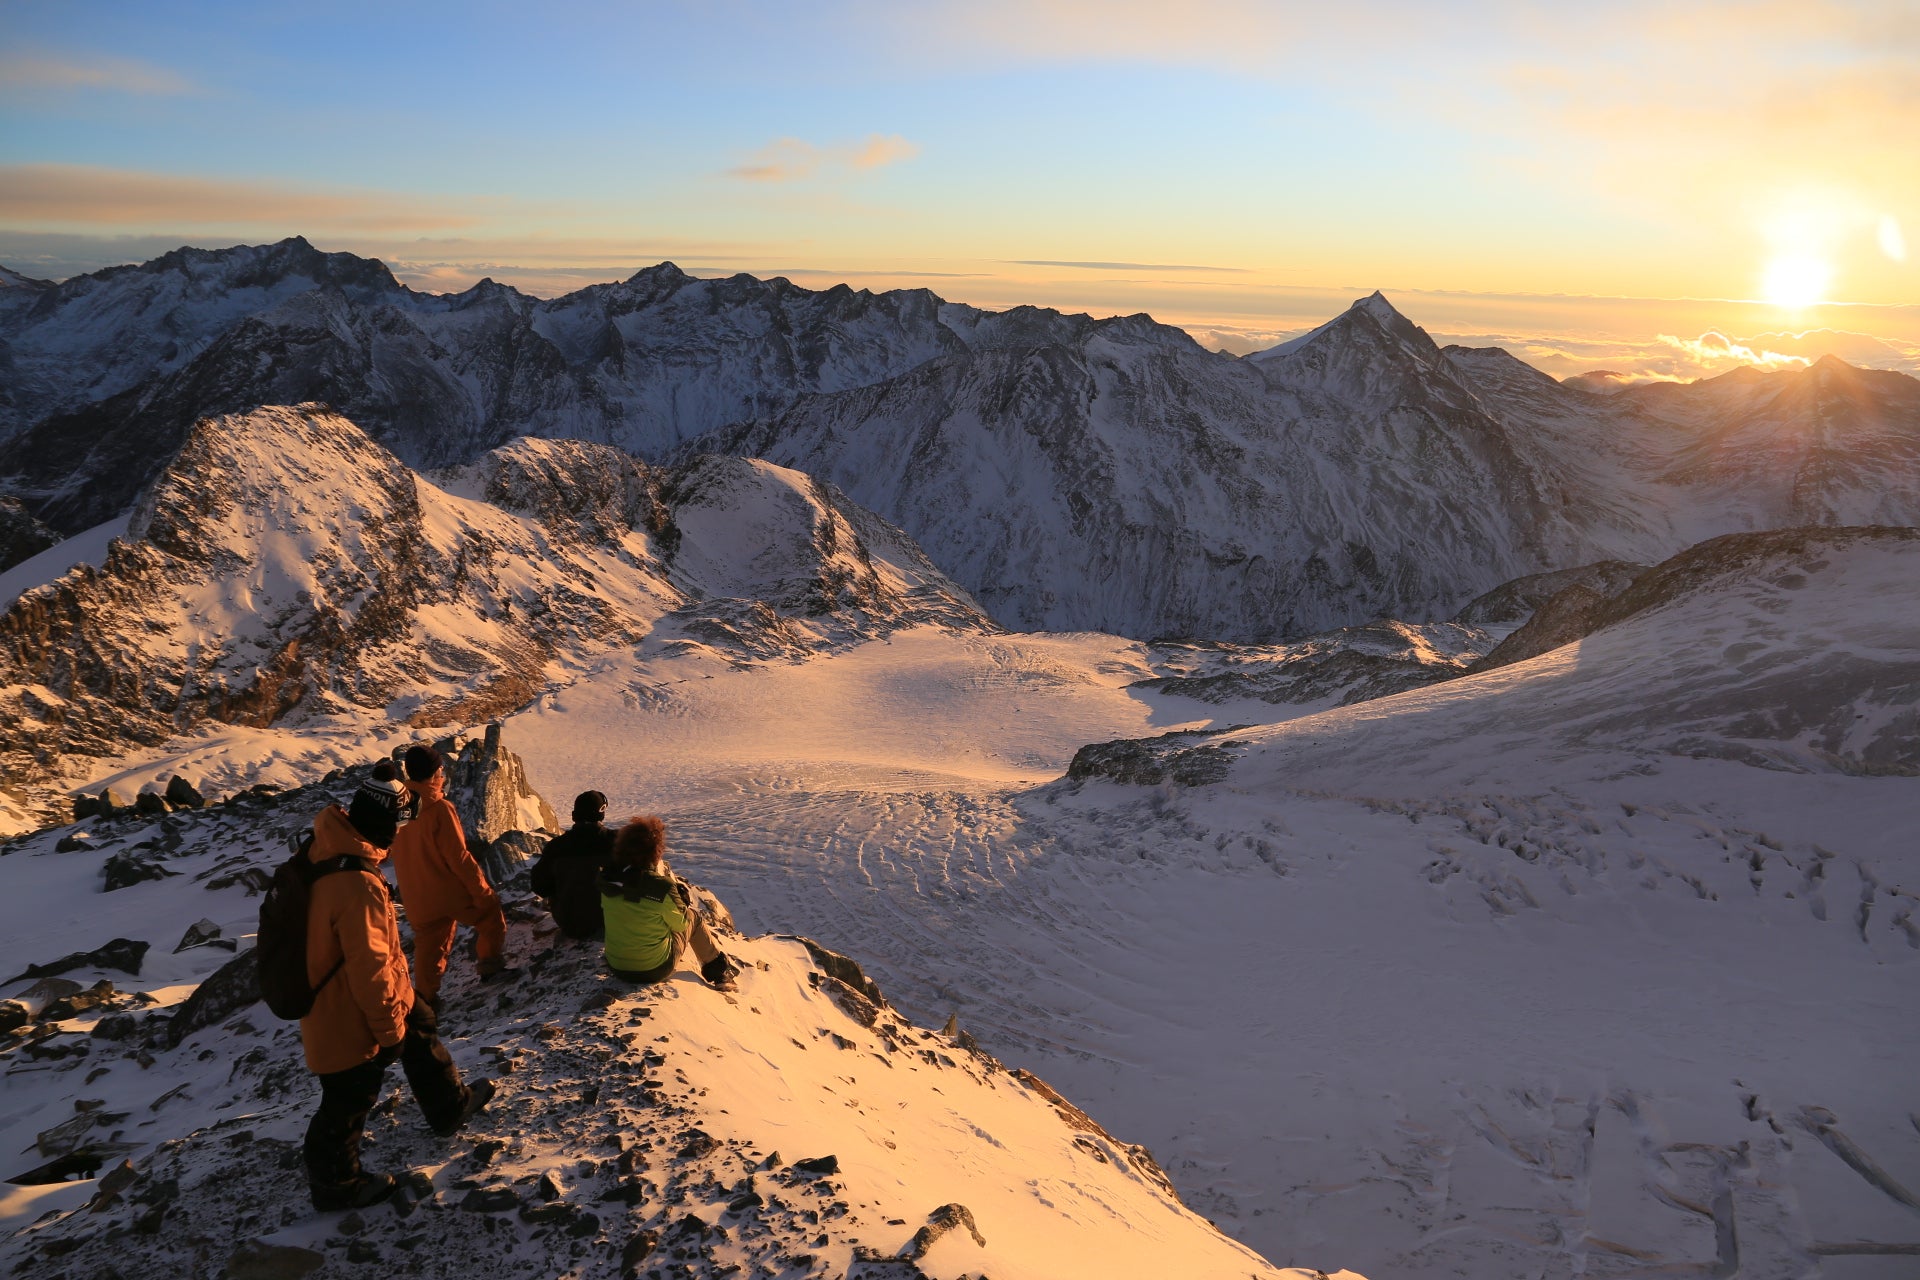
xmin=599 ymin=864 xmax=690 ymax=976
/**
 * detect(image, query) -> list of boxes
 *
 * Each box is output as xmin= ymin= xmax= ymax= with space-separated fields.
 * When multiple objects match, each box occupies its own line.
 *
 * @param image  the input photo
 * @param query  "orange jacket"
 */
xmin=391 ymin=774 xmax=495 ymax=923
xmin=299 ymin=805 xmax=412 ymax=1075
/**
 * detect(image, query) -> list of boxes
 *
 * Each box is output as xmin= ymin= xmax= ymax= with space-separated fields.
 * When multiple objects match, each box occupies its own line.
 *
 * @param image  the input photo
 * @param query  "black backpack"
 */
xmin=257 ymin=831 xmax=384 ymax=1020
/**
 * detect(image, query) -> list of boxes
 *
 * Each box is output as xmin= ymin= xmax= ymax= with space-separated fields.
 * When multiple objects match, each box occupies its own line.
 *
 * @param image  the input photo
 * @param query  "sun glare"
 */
xmin=1762 ymin=254 xmax=1830 ymax=310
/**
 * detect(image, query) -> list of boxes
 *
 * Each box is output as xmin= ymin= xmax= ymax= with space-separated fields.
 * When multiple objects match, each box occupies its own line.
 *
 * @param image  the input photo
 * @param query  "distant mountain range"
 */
xmin=3 ymin=238 xmax=1917 ymax=640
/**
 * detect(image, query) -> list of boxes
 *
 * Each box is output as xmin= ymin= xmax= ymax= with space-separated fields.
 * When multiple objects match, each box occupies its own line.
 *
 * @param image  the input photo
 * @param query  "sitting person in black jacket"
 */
xmin=530 ymin=791 xmax=617 ymax=940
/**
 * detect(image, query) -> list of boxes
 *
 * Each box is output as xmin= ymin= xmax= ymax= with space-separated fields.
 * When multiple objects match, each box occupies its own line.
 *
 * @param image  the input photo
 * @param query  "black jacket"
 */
xmin=530 ymin=821 xmax=616 ymax=939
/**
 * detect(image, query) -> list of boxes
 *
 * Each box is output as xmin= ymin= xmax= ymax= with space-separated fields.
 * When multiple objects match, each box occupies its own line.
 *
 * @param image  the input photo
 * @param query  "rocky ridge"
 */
xmin=0 ymin=405 xmax=988 ymax=825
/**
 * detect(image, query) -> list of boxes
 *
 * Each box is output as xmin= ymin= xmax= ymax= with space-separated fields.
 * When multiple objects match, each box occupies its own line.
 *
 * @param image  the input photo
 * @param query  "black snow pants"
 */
xmin=303 ymin=1003 xmax=466 ymax=1189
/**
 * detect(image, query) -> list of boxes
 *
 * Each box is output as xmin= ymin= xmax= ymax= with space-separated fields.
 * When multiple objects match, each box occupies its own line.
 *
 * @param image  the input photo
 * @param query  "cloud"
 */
xmin=1009 ymin=260 xmax=1248 ymax=273
xmin=0 ymin=50 xmax=196 ymax=96
xmin=0 ymin=165 xmax=476 ymax=233
xmin=728 ymin=133 xmax=919 ymax=183
xmin=1410 ymin=322 xmax=1920 ymax=384
xmin=851 ymin=134 xmax=919 ymax=170
xmin=1654 ymin=330 xmax=1814 ymax=373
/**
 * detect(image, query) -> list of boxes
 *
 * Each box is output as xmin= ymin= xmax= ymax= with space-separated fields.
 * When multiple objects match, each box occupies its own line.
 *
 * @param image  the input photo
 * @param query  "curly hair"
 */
xmin=611 ymin=814 xmax=667 ymax=867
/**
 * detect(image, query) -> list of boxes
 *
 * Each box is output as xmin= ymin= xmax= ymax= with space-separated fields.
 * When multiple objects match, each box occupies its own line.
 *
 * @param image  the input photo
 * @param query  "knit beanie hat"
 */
xmin=347 ymin=760 xmax=407 ymax=848
xmin=403 ymin=744 xmax=443 ymax=782
xmin=572 ymin=790 xmax=608 ymax=824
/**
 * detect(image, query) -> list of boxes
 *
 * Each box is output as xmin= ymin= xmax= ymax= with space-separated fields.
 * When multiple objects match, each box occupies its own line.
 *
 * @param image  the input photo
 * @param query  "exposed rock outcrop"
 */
xmin=0 ymin=496 xmax=56 ymax=572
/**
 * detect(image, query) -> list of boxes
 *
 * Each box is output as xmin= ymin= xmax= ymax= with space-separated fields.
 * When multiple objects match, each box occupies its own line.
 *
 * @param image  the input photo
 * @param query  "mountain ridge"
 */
xmin=3 ymin=240 xmax=1917 ymax=642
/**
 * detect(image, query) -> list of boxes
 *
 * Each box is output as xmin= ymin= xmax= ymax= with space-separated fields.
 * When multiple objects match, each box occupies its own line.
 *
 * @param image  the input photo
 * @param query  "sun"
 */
xmin=1762 ymin=254 xmax=1831 ymax=310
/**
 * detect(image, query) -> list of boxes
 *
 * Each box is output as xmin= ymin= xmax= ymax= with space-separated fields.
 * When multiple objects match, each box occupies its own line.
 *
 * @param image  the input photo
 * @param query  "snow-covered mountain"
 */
xmin=4 ymin=241 xmax=1917 ymax=641
xmin=0 ymin=405 xmax=986 ymax=825
xmin=499 ymin=523 xmax=1913 ymax=1278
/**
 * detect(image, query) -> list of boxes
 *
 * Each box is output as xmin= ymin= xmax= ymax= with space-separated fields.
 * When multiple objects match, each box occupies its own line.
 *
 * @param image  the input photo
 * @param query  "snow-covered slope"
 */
xmin=0 ymin=406 xmax=986 ymax=827
xmin=0 ymin=757 xmax=1336 ymax=1280
xmin=6 ymin=243 xmax=1918 ymax=640
xmin=486 ymin=527 xmax=1919 ymax=1278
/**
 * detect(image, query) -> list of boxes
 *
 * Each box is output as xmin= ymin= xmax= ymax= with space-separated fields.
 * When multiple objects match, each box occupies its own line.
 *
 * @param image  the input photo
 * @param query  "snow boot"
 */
xmin=432 ymin=1077 xmax=496 ymax=1138
xmin=478 ymin=958 xmax=518 ymax=984
xmin=700 ymin=953 xmax=741 ymax=992
xmin=310 ymin=1171 xmax=396 ymax=1213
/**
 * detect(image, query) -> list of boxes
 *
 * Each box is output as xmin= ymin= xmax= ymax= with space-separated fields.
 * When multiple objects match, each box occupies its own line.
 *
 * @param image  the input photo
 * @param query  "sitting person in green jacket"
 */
xmin=599 ymin=815 xmax=740 ymax=990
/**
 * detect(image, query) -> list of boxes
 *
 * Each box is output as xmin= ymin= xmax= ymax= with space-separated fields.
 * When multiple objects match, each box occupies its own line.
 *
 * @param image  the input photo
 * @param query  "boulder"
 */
xmin=902 ymin=1203 xmax=986 ymax=1260
xmin=8 ymin=938 xmax=149 ymax=983
xmin=103 ymin=851 xmax=174 ymax=891
xmin=9 ymin=977 xmax=82 ymax=1015
xmin=72 ymin=795 xmax=103 ymax=820
xmin=97 ymin=787 xmax=127 ymax=816
xmin=0 ymin=999 xmax=29 ymax=1034
xmin=164 ymin=946 xmax=259 ymax=1047
xmin=163 ymin=775 xmax=206 ymax=809
xmin=54 ymin=831 xmax=94 ymax=853
xmin=173 ymin=919 xmax=233 ymax=953
xmin=134 ymin=790 xmax=168 ymax=816
xmin=90 ymin=1012 xmax=138 ymax=1041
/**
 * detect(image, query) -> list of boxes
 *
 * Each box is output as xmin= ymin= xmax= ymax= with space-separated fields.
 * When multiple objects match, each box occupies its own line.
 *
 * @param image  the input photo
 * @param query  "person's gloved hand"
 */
xmin=372 ymin=1038 xmax=402 ymax=1069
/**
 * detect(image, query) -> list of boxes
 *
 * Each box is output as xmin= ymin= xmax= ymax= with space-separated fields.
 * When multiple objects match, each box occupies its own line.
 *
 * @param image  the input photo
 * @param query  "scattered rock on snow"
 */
xmin=104 ymin=850 xmax=175 ymax=891
xmin=42 ymin=979 xmax=116 ymax=1020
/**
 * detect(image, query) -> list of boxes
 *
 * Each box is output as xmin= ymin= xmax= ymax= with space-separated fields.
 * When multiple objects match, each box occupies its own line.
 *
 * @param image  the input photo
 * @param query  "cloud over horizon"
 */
xmin=0 ymin=165 xmax=478 ymax=233
xmin=0 ymin=50 xmax=196 ymax=96
xmin=727 ymin=134 xmax=920 ymax=183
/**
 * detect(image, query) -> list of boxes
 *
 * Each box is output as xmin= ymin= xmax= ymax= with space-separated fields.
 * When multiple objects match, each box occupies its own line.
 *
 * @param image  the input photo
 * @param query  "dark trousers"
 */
xmin=304 ymin=1003 xmax=465 ymax=1188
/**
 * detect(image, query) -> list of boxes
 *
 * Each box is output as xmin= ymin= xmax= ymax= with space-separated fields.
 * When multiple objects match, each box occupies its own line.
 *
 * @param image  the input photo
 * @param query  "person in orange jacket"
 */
xmin=302 ymin=762 xmax=493 ymax=1211
xmin=390 ymin=744 xmax=512 ymax=1010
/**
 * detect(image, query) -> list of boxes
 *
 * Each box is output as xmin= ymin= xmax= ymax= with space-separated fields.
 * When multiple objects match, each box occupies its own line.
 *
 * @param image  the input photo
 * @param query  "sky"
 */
xmin=1 ymin=0 xmax=1916 ymax=380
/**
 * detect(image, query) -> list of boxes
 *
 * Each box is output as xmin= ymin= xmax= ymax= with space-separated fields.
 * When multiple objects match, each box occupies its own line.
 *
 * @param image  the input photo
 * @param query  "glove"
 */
xmin=372 ymin=1039 xmax=402 ymax=1069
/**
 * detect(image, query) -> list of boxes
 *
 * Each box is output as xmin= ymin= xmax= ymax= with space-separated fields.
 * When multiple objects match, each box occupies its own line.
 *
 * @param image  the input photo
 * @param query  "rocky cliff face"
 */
xmin=0 ymin=406 xmax=987 ymax=810
xmin=4 ymin=241 xmax=1918 ymax=641
xmin=0 ymin=496 xmax=55 ymax=572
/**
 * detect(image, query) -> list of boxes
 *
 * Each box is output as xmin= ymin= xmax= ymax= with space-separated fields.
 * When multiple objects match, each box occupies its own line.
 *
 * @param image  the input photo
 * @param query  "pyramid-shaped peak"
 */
xmin=626 ymin=261 xmax=690 ymax=285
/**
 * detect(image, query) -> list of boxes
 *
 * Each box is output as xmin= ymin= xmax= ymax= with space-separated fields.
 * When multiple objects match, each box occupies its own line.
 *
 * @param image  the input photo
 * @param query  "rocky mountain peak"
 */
xmin=127 ymin=406 xmax=419 ymax=564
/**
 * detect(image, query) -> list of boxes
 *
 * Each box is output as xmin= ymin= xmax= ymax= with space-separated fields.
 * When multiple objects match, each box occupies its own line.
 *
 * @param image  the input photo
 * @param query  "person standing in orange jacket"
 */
xmin=390 ymin=744 xmax=512 ymax=1011
xmin=302 ymin=762 xmax=493 ymax=1211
